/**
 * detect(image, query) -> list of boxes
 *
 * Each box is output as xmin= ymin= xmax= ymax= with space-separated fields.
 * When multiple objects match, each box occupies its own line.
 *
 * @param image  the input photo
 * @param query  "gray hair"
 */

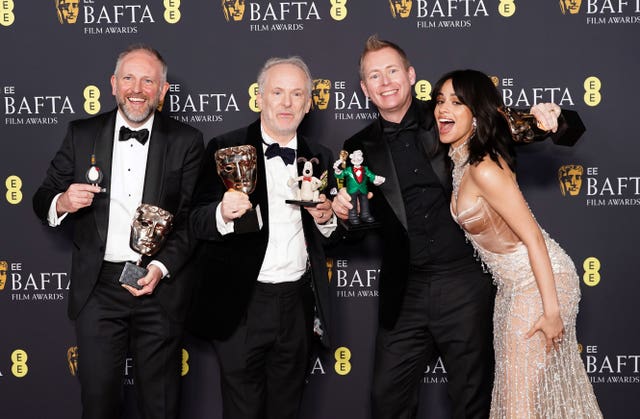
xmin=257 ymin=56 xmax=313 ymax=96
xmin=114 ymin=44 xmax=168 ymax=83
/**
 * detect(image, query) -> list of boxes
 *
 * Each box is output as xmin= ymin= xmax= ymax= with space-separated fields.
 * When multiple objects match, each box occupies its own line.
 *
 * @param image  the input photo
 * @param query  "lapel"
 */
xmin=93 ymin=110 xmax=117 ymax=244
xmin=361 ymin=122 xmax=408 ymax=230
xmin=296 ymin=135 xmax=314 ymax=172
xmin=246 ymin=120 xmax=270 ymax=226
xmin=142 ymin=111 xmax=168 ymax=206
xmin=414 ymin=99 xmax=452 ymax=194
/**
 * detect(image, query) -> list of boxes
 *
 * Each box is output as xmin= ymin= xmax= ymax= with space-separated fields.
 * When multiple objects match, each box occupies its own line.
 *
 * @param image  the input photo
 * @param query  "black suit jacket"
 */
xmin=342 ymin=98 xmax=583 ymax=329
xmin=188 ymin=119 xmax=335 ymax=347
xmin=33 ymin=109 xmax=204 ymax=321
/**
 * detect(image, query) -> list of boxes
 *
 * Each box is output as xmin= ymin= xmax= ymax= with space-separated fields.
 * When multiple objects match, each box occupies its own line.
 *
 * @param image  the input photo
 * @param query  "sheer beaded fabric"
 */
xmin=449 ymin=143 xmax=602 ymax=418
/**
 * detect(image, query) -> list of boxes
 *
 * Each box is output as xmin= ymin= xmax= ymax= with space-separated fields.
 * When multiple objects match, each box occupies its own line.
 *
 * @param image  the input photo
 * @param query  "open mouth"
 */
xmin=438 ymin=118 xmax=454 ymax=134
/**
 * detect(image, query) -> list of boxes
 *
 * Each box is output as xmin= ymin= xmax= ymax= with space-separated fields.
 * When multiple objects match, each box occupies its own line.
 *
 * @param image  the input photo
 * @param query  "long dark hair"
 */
xmin=433 ymin=69 xmax=516 ymax=171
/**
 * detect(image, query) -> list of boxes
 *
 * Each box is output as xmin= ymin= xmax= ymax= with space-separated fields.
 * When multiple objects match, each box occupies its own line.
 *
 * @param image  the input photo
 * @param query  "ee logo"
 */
xmin=583 ymin=257 xmax=601 ymax=287
xmin=498 ymin=0 xmax=516 ymax=17
xmin=83 ymin=85 xmax=101 ymax=115
xmin=330 ymin=0 xmax=347 ymax=21
xmin=5 ymin=175 xmax=22 ymax=204
xmin=415 ymin=80 xmax=432 ymax=101
xmin=11 ymin=349 xmax=28 ymax=378
xmin=248 ymin=83 xmax=260 ymax=113
xmin=164 ymin=0 xmax=181 ymax=24
xmin=584 ymin=76 xmax=601 ymax=107
xmin=334 ymin=346 xmax=351 ymax=375
xmin=181 ymin=348 xmax=189 ymax=376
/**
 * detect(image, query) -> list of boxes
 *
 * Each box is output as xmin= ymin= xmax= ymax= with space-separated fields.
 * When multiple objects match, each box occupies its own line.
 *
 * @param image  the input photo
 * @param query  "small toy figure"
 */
xmin=288 ymin=157 xmax=327 ymax=203
xmin=333 ymin=149 xmax=385 ymax=225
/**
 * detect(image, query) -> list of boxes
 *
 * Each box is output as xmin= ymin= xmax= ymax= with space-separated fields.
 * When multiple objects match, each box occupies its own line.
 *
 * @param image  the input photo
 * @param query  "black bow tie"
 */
xmin=382 ymin=119 xmax=418 ymax=138
xmin=119 ymin=126 xmax=149 ymax=145
xmin=264 ymin=142 xmax=296 ymax=165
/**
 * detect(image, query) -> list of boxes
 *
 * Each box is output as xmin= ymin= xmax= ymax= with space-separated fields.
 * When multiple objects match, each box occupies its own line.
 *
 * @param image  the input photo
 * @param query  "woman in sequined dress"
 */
xmin=432 ymin=69 xmax=602 ymax=418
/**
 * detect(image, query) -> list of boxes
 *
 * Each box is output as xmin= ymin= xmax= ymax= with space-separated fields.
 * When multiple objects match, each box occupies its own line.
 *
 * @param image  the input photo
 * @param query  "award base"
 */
xmin=285 ymin=199 xmax=321 ymax=207
xmin=234 ymin=206 xmax=263 ymax=234
xmin=118 ymin=262 xmax=148 ymax=290
xmin=339 ymin=218 xmax=381 ymax=231
xmin=552 ymin=109 xmax=585 ymax=147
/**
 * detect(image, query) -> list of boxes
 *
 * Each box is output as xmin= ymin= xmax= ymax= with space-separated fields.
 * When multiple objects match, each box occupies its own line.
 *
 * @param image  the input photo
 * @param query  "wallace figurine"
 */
xmin=333 ymin=149 xmax=385 ymax=225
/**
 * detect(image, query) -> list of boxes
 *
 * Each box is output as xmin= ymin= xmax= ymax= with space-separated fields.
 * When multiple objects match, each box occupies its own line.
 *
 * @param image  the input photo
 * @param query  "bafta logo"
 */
xmin=326 ymin=258 xmax=334 ymax=283
xmin=55 ymin=0 xmax=79 ymax=24
xmin=312 ymin=79 xmax=332 ymax=110
xmin=0 ymin=260 xmax=7 ymax=291
xmin=222 ymin=0 xmax=245 ymax=22
xmin=389 ymin=0 xmax=412 ymax=19
xmin=67 ymin=346 xmax=79 ymax=376
xmin=559 ymin=0 xmax=582 ymax=15
xmin=558 ymin=165 xmax=584 ymax=196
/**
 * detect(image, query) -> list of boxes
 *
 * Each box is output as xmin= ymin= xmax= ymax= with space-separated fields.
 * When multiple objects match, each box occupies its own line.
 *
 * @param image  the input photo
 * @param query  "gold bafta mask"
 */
xmin=558 ymin=165 xmax=584 ymax=196
xmin=0 ymin=260 xmax=7 ymax=291
xmin=326 ymin=258 xmax=334 ymax=283
xmin=130 ymin=204 xmax=174 ymax=256
xmin=312 ymin=79 xmax=332 ymax=110
xmin=67 ymin=346 xmax=79 ymax=376
xmin=222 ymin=0 xmax=246 ymax=22
xmin=559 ymin=0 xmax=581 ymax=15
xmin=215 ymin=145 xmax=258 ymax=194
xmin=56 ymin=0 xmax=79 ymax=24
xmin=389 ymin=0 xmax=412 ymax=18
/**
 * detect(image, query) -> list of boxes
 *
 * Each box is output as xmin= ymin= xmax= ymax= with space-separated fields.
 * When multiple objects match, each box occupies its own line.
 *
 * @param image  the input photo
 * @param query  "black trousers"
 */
xmin=213 ymin=276 xmax=313 ymax=419
xmin=75 ymin=262 xmax=183 ymax=419
xmin=372 ymin=265 xmax=495 ymax=419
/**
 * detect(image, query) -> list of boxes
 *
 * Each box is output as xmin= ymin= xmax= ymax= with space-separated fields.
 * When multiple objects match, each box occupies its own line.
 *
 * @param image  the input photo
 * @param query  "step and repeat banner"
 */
xmin=1 ymin=1 xmax=638 ymax=418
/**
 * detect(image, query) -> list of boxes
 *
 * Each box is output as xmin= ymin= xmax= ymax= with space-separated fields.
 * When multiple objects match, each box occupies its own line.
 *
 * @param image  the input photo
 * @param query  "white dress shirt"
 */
xmin=216 ymin=127 xmax=335 ymax=284
xmin=48 ymin=111 xmax=168 ymax=276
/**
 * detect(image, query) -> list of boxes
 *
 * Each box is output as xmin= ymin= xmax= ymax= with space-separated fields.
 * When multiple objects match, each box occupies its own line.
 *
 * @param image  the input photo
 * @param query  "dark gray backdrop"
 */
xmin=1 ymin=1 xmax=638 ymax=418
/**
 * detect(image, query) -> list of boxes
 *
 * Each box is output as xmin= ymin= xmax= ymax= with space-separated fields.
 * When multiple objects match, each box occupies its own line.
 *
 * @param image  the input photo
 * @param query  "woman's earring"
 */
xmin=472 ymin=117 xmax=477 ymax=129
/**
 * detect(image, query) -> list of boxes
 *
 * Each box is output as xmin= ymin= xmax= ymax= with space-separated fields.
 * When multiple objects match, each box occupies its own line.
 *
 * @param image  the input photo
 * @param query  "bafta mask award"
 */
xmin=500 ymin=107 xmax=585 ymax=147
xmin=118 ymin=204 xmax=174 ymax=290
xmin=500 ymin=107 xmax=546 ymax=143
xmin=215 ymin=145 xmax=262 ymax=233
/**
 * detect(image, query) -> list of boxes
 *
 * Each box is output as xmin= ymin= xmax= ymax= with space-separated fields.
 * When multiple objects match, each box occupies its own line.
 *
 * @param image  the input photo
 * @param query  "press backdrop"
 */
xmin=1 ymin=1 xmax=639 ymax=418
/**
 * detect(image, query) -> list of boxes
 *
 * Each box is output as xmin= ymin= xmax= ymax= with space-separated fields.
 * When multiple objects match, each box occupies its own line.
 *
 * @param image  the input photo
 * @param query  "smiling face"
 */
xmin=360 ymin=47 xmax=415 ymax=123
xmin=434 ymin=79 xmax=475 ymax=149
xmin=111 ymin=49 xmax=169 ymax=128
xmin=257 ymin=63 xmax=311 ymax=145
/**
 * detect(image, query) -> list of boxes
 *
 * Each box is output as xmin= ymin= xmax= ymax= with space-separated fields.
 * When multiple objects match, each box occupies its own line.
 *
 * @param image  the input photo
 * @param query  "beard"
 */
xmin=117 ymin=95 xmax=160 ymax=125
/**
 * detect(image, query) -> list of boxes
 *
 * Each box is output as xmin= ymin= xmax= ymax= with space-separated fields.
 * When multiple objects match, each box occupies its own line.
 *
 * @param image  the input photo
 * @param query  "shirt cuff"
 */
xmin=315 ymin=213 xmax=337 ymax=237
xmin=216 ymin=203 xmax=234 ymax=235
xmin=148 ymin=260 xmax=169 ymax=278
xmin=47 ymin=193 xmax=68 ymax=227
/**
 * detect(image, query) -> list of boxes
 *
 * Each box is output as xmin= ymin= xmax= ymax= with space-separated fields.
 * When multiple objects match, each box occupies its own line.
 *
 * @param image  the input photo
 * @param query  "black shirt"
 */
xmin=381 ymin=101 xmax=474 ymax=270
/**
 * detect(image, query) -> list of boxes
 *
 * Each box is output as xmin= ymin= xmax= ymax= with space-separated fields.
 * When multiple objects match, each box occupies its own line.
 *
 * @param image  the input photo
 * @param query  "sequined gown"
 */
xmin=449 ymin=146 xmax=602 ymax=419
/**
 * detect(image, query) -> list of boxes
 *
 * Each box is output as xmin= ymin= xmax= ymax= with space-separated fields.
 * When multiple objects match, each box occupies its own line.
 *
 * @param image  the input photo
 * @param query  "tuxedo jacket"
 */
xmin=32 ymin=109 xmax=204 ymax=321
xmin=342 ymin=98 xmax=582 ymax=329
xmin=187 ymin=119 xmax=335 ymax=347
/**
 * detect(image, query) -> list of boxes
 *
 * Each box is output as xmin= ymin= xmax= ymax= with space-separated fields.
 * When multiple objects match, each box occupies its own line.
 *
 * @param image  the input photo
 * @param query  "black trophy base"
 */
xmin=339 ymin=218 xmax=381 ymax=231
xmin=118 ymin=261 xmax=148 ymax=290
xmin=552 ymin=109 xmax=586 ymax=147
xmin=234 ymin=207 xmax=262 ymax=234
xmin=285 ymin=199 xmax=321 ymax=207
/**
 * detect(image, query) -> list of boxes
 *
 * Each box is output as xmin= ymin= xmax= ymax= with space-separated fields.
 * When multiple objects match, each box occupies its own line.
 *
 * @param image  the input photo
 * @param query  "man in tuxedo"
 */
xmin=331 ymin=35 xmax=579 ymax=419
xmin=32 ymin=44 xmax=204 ymax=419
xmin=188 ymin=56 xmax=336 ymax=419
